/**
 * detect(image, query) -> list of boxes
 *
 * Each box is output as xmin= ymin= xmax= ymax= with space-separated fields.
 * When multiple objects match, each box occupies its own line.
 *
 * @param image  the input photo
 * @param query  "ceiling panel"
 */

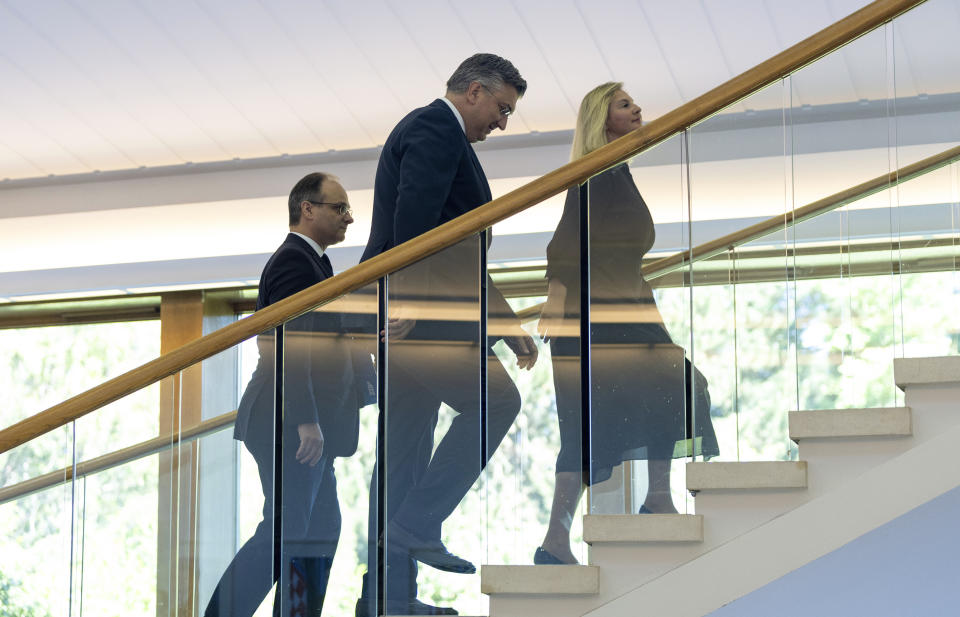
xmin=5 ymin=1 xmax=189 ymax=168
xmin=1 ymin=0 xmax=953 ymax=184
xmin=327 ymin=0 xmax=448 ymax=117
xmin=511 ymin=0 xmax=612 ymax=116
xmin=266 ymin=0 xmax=410 ymax=145
xmin=135 ymin=0 xmax=305 ymax=157
xmin=892 ymin=0 xmax=960 ymax=96
xmin=189 ymin=0 xmax=342 ymax=153
xmin=0 ymin=142 xmax=44 ymax=180
xmin=454 ymin=0 xmax=574 ymax=134
xmin=639 ymin=0 xmax=732 ymax=101
xmin=704 ymin=0 xmax=782 ymax=78
xmin=576 ymin=0 xmax=685 ymax=119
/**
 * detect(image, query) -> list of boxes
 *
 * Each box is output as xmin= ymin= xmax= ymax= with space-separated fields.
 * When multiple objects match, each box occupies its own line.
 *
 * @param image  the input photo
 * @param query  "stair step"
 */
xmin=480 ymin=565 xmax=599 ymax=596
xmin=583 ymin=514 xmax=703 ymax=544
xmin=687 ymin=461 xmax=807 ymax=491
xmin=789 ymin=407 xmax=912 ymax=440
xmin=894 ymin=356 xmax=960 ymax=390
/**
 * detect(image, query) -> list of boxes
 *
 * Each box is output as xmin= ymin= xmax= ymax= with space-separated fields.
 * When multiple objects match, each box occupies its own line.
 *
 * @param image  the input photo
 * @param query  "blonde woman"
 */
xmin=535 ymin=82 xmax=718 ymax=564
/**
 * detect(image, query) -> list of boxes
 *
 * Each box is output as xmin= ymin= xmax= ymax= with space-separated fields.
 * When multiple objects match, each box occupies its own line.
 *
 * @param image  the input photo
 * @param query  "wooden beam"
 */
xmin=157 ymin=292 xmax=204 ymax=617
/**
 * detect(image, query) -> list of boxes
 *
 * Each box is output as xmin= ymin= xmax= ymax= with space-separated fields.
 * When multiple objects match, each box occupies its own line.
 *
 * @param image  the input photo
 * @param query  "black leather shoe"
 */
xmin=533 ymin=546 xmax=566 ymax=565
xmin=406 ymin=599 xmax=459 ymax=615
xmin=355 ymin=597 xmax=458 ymax=616
xmin=387 ymin=523 xmax=476 ymax=574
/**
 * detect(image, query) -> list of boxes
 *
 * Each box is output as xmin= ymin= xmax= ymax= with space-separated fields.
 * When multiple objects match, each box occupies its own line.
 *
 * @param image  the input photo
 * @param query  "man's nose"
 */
xmin=497 ymin=116 xmax=508 ymax=130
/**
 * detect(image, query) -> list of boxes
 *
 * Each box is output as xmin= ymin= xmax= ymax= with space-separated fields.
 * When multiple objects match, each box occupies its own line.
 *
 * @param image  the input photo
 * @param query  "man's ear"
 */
xmin=465 ymin=81 xmax=483 ymax=104
xmin=300 ymin=201 xmax=312 ymax=220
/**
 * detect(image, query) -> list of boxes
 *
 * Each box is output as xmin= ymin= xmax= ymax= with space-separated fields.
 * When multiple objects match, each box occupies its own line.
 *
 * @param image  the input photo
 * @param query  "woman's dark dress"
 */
xmin=545 ymin=163 xmax=719 ymax=484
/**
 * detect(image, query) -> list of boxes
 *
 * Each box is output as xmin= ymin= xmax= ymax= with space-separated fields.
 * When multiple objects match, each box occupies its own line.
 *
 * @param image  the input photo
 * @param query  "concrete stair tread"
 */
xmin=894 ymin=356 xmax=960 ymax=390
xmin=481 ymin=564 xmax=599 ymax=595
xmin=687 ymin=461 xmax=807 ymax=490
xmin=584 ymin=514 xmax=703 ymax=544
xmin=789 ymin=407 xmax=912 ymax=440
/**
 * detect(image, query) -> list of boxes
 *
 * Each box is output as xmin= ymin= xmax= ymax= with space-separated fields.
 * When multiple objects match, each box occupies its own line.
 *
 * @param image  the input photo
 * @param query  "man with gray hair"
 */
xmin=357 ymin=53 xmax=537 ymax=616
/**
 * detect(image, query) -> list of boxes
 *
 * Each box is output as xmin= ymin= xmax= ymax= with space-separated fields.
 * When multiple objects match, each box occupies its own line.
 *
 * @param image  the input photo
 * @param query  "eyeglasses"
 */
xmin=305 ymin=200 xmax=352 ymax=217
xmin=481 ymin=85 xmax=513 ymax=118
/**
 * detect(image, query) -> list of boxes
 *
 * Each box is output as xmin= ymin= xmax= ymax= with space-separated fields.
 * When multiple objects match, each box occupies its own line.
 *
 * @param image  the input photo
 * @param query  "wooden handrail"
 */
xmin=0 ymin=0 xmax=925 ymax=455
xmin=642 ymin=145 xmax=960 ymax=280
xmin=0 ymin=411 xmax=237 ymax=505
xmin=512 ymin=143 xmax=960 ymax=322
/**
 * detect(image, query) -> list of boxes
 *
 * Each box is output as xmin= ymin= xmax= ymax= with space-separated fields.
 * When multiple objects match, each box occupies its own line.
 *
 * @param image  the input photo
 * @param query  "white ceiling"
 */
xmin=2 ymin=0 xmax=959 ymax=301
xmin=9 ymin=0 xmax=953 ymax=182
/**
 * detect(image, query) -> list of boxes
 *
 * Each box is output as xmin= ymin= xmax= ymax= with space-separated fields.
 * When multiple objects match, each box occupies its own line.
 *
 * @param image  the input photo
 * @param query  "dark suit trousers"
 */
xmin=204 ymin=426 xmax=340 ymax=617
xmin=364 ymin=338 xmax=521 ymax=607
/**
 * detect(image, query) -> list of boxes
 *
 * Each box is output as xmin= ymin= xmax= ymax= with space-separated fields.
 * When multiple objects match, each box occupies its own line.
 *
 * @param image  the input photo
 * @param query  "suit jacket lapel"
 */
xmin=466 ymin=143 xmax=492 ymax=203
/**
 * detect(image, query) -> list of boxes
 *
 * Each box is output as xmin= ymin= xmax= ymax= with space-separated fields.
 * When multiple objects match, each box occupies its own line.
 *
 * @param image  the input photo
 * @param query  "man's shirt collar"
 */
xmin=290 ymin=231 xmax=325 ymax=259
xmin=441 ymin=97 xmax=466 ymax=135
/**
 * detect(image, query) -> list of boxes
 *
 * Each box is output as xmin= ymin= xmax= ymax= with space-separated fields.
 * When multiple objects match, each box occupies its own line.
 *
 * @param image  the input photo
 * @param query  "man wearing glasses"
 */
xmin=205 ymin=173 xmax=361 ymax=617
xmin=358 ymin=53 xmax=538 ymax=616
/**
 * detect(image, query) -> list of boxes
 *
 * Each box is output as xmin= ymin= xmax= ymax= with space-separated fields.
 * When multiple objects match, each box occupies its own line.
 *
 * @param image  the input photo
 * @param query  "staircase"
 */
xmin=481 ymin=356 xmax=960 ymax=617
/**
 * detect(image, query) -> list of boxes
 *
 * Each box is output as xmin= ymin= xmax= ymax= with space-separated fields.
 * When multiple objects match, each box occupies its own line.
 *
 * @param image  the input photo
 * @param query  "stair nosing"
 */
xmin=687 ymin=461 xmax=808 ymax=491
xmin=583 ymin=513 xmax=704 ymax=544
xmin=480 ymin=564 xmax=599 ymax=596
xmin=788 ymin=406 xmax=913 ymax=440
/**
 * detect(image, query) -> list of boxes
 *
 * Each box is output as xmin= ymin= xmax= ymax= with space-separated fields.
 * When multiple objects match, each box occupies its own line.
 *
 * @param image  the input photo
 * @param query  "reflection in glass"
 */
xmin=370 ymin=233 xmax=533 ymax=615
xmin=376 ymin=238 xmax=486 ymax=615
xmin=586 ymin=165 xmax=718 ymax=512
xmin=204 ymin=297 xmax=376 ymax=617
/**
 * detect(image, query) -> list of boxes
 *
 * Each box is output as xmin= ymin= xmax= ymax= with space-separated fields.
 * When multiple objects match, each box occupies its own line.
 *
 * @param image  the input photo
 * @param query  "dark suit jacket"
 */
xmin=361 ymin=99 xmax=518 ymax=336
xmin=234 ymin=233 xmax=363 ymax=457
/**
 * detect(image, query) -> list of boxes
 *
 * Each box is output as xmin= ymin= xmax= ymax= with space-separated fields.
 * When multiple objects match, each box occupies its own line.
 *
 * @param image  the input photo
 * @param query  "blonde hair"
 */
xmin=570 ymin=81 xmax=624 ymax=162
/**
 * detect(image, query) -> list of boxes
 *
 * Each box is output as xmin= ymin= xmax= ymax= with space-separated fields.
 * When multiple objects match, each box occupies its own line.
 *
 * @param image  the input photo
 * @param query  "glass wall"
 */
xmin=0 ymin=320 xmax=161 ymax=617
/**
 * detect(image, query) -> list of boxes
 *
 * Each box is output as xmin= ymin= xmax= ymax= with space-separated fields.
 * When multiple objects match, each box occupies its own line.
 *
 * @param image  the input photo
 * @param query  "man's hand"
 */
xmin=505 ymin=333 xmax=539 ymax=370
xmin=296 ymin=423 xmax=324 ymax=466
xmin=380 ymin=318 xmax=416 ymax=342
xmin=538 ymin=279 xmax=568 ymax=343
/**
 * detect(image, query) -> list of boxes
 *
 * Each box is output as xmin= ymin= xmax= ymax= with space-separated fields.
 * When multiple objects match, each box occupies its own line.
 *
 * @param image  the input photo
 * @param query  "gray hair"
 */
xmin=446 ymin=53 xmax=527 ymax=97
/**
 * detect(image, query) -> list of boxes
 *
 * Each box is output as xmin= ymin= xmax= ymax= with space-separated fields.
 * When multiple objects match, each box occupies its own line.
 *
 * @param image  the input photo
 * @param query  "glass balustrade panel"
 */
xmin=166 ymin=322 xmax=283 ymax=617
xmin=0 ymin=425 xmax=75 ymax=617
xmin=633 ymin=134 xmax=696 ymax=509
xmin=72 ymin=370 xmax=173 ymax=617
xmin=891 ymin=0 xmax=960 ymax=358
xmin=583 ymin=130 xmax=698 ymax=517
xmin=276 ymin=285 xmax=378 ymax=617
xmin=789 ymin=25 xmax=900 ymax=411
xmin=381 ymin=236 xmax=484 ymax=616
xmin=489 ymin=186 xmax=584 ymax=567
xmin=684 ymin=80 xmax=793 ymax=463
